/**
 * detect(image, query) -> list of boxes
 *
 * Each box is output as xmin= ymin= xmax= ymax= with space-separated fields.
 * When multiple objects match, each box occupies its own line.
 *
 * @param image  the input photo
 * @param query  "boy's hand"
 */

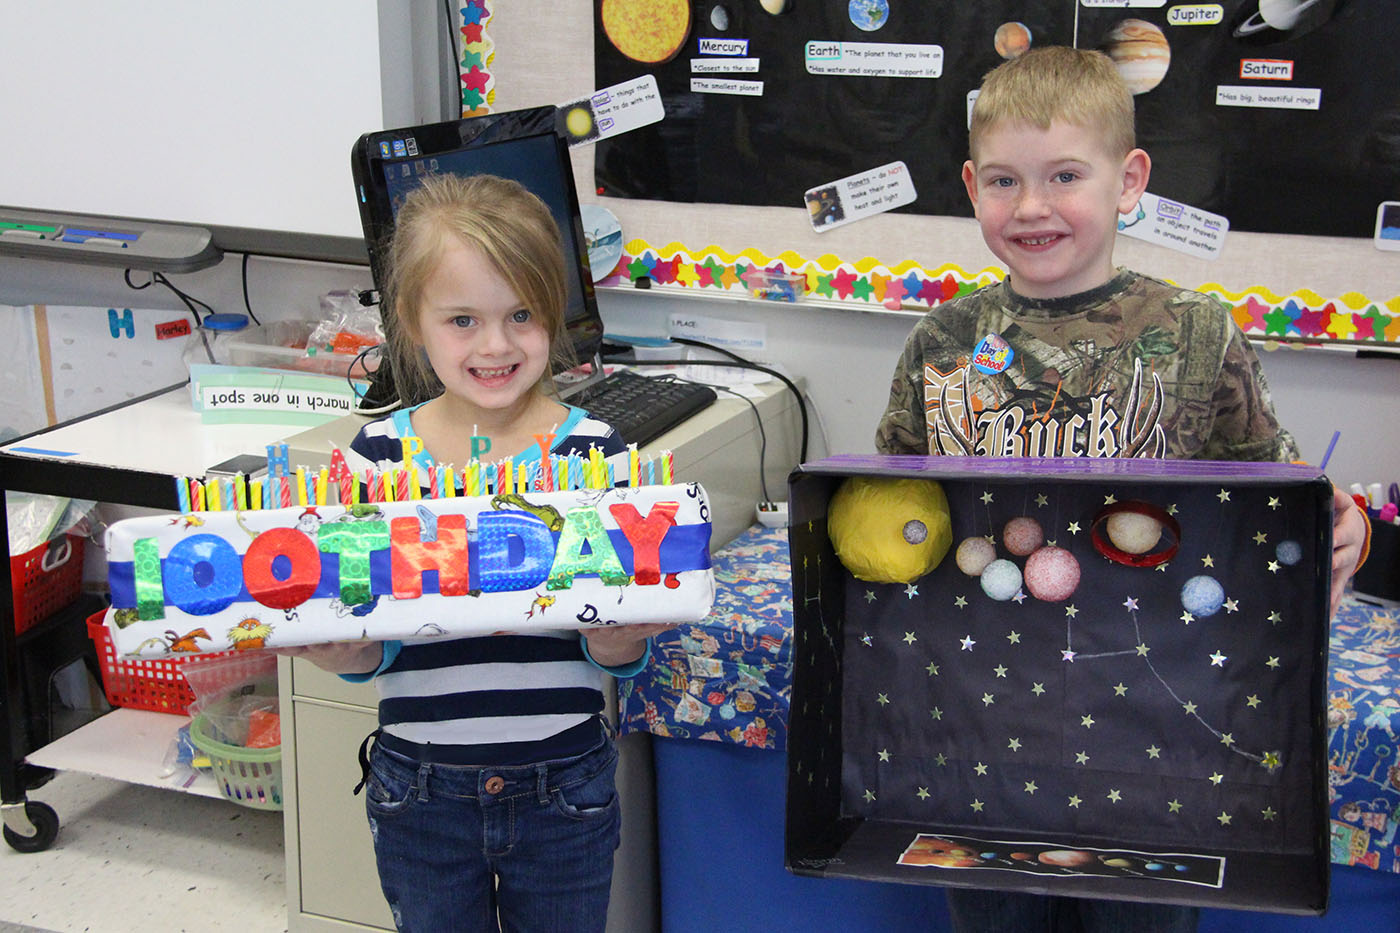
xmin=274 ymin=640 xmax=383 ymax=675
xmin=583 ymin=623 xmax=678 ymax=669
xmin=1330 ymin=486 xmax=1368 ymax=619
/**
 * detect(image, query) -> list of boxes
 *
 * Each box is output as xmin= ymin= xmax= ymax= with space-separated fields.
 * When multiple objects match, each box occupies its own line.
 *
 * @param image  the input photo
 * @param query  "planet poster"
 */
xmin=594 ymin=0 xmax=1399 ymax=238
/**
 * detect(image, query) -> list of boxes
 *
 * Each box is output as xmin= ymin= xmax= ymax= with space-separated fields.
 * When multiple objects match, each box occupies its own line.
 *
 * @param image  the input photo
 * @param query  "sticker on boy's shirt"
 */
xmin=560 ymin=75 xmax=665 ymax=148
xmin=1116 ymin=192 xmax=1229 ymax=261
xmin=804 ymin=161 xmax=916 ymax=233
xmin=971 ymin=334 xmax=1014 ymax=375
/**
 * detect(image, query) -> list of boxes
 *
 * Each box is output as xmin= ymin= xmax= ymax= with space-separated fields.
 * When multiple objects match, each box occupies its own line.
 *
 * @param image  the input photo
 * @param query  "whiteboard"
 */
xmin=0 ymin=1 xmax=442 ymax=262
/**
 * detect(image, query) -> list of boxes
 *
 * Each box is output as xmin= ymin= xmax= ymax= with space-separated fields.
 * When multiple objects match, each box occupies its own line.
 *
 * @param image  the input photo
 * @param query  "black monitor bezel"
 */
xmin=349 ymin=105 xmax=605 ymax=371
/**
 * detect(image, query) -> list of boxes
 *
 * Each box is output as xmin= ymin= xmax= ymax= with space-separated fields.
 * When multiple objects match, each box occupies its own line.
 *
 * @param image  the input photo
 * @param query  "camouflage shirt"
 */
xmin=875 ymin=270 xmax=1298 ymax=463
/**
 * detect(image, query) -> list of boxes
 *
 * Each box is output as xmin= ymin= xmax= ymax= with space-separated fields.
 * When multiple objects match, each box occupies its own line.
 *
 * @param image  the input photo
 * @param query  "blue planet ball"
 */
xmin=981 ymin=559 xmax=1023 ymax=601
xmin=1181 ymin=575 xmax=1225 ymax=617
xmin=1276 ymin=540 xmax=1302 ymax=566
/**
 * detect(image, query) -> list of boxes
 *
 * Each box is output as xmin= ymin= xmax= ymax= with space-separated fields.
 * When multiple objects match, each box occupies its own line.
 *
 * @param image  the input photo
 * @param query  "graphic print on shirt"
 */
xmin=924 ymin=357 xmax=1166 ymax=459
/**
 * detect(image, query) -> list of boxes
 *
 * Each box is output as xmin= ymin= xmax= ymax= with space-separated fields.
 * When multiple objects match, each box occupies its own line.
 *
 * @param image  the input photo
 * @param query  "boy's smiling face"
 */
xmin=963 ymin=119 xmax=1149 ymax=300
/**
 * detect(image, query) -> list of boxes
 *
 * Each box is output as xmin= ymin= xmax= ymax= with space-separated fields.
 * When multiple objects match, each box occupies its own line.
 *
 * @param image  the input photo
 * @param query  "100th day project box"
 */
xmin=785 ymin=454 xmax=1334 ymax=914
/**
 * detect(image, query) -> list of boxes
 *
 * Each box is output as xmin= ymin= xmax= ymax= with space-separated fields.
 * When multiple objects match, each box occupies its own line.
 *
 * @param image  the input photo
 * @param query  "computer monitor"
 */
xmin=350 ymin=106 xmax=605 ymax=407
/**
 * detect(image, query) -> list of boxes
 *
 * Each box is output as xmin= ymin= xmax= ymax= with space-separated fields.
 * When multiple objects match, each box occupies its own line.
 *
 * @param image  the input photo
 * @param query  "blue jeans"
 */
xmin=363 ymin=730 xmax=621 ymax=932
xmin=945 ymin=887 xmax=1199 ymax=933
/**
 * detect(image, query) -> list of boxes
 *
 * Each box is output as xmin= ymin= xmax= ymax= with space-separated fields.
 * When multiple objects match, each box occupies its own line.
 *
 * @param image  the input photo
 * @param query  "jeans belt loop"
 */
xmin=416 ymin=762 xmax=433 ymax=802
xmin=536 ymin=763 xmax=550 ymax=805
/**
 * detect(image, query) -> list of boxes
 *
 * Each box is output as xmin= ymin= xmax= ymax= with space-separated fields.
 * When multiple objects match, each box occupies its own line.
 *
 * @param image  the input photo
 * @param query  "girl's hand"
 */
xmin=274 ymin=640 xmax=384 ymax=675
xmin=1330 ymin=486 xmax=1368 ymax=620
xmin=582 ymin=623 xmax=678 ymax=668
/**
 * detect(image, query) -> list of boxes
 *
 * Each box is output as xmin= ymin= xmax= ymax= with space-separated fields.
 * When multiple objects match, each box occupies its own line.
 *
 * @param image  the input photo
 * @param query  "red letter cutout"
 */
xmin=244 ymin=528 xmax=322 ymax=609
xmin=390 ymin=514 xmax=470 ymax=599
xmin=608 ymin=501 xmax=679 ymax=585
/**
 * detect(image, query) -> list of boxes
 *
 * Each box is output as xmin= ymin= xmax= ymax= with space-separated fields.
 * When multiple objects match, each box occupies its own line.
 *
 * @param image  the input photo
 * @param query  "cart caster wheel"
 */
xmin=3 ymin=801 xmax=59 ymax=853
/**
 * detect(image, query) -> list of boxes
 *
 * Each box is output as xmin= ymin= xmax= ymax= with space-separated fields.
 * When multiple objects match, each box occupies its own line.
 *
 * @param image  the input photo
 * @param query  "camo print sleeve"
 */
xmin=875 ymin=323 xmax=934 ymax=454
xmin=1197 ymin=325 xmax=1300 ymax=462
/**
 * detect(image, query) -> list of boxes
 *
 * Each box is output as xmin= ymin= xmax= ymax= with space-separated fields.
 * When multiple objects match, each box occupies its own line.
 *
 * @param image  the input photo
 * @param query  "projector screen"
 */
xmin=0 ymin=1 xmax=449 ymax=264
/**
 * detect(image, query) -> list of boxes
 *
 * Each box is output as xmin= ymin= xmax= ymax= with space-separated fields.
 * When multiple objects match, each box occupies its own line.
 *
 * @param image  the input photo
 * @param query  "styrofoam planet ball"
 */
xmin=955 ymin=536 xmax=997 ymax=576
xmin=980 ymin=559 xmax=1023 ymax=601
xmin=1002 ymin=516 xmax=1044 ymax=556
xmin=1024 ymin=546 xmax=1081 ymax=602
xmin=1106 ymin=510 xmax=1163 ymax=554
xmin=1181 ymin=575 xmax=1226 ymax=617
xmin=827 ymin=476 xmax=952 ymax=583
xmin=1276 ymin=540 xmax=1302 ymax=566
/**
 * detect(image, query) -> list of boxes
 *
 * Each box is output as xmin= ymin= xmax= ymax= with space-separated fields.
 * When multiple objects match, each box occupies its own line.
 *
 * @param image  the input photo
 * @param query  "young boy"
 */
xmin=875 ymin=46 xmax=1368 ymax=932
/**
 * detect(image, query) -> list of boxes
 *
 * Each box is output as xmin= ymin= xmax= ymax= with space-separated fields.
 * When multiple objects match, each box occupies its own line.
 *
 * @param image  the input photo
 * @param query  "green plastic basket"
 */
xmin=189 ymin=700 xmax=283 ymax=811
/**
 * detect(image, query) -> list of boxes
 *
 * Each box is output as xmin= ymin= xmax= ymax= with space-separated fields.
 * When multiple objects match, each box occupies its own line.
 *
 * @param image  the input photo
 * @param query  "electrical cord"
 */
xmin=239 ymin=254 xmax=263 ymax=325
xmin=346 ymin=342 xmax=397 ymax=415
xmin=682 ymin=376 xmax=771 ymax=502
xmin=124 ymin=268 xmax=218 ymax=363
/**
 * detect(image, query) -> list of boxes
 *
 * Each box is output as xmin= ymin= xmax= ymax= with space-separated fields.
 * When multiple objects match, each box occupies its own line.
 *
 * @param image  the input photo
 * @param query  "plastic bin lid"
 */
xmin=201 ymin=313 xmax=251 ymax=332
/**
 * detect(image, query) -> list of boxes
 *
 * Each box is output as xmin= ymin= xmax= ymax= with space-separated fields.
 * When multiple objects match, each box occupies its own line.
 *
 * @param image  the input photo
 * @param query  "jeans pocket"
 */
xmin=364 ymin=745 xmax=416 ymax=817
xmin=551 ymin=745 xmax=619 ymax=821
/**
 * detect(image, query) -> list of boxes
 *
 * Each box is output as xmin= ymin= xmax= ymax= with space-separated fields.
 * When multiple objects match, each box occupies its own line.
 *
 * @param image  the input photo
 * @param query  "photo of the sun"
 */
xmin=601 ymin=0 xmax=692 ymax=64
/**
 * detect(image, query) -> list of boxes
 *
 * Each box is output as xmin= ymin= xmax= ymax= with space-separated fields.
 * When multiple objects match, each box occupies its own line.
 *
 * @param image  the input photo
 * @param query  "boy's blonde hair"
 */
xmin=382 ymin=173 xmax=573 ymax=404
xmin=969 ymin=46 xmax=1135 ymax=162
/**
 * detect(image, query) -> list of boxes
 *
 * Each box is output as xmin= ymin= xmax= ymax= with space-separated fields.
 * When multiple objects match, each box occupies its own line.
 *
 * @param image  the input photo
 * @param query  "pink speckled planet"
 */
xmin=1002 ymin=516 xmax=1044 ymax=556
xmin=1024 ymin=546 xmax=1081 ymax=602
xmin=955 ymin=536 xmax=997 ymax=576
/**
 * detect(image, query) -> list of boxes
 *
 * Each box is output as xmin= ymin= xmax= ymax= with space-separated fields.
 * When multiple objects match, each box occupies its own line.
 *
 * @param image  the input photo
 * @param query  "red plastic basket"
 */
xmin=85 ymin=611 xmax=239 ymax=715
xmin=11 ymin=533 xmax=85 ymax=635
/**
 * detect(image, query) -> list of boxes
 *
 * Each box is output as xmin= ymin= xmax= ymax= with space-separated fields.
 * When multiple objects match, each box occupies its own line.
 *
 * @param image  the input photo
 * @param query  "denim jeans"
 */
xmin=945 ymin=887 xmax=1200 ymax=933
xmin=363 ymin=730 xmax=621 ymax=932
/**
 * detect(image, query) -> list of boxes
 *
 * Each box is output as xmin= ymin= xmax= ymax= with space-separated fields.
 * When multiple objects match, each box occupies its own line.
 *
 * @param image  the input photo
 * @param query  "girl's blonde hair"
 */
xmin=382 ymin=173 xmax=573 ymax=404
xmin=969 ymin=46 xmax=1136 ymax=163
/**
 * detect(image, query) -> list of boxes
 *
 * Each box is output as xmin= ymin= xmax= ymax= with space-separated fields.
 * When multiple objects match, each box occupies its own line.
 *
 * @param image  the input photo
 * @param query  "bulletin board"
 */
xmin=480 ymin=2 xmax=1399 ymax=347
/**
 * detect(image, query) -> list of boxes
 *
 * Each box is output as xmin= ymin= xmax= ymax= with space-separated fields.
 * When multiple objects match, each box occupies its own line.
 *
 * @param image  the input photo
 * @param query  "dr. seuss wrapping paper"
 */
xmin=103 ymin=482 xmax=714 ymax=657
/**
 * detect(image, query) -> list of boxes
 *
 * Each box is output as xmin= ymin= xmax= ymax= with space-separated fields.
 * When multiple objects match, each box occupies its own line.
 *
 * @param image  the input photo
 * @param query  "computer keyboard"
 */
xmin=567 ymin=369 xmax=718 ymax=447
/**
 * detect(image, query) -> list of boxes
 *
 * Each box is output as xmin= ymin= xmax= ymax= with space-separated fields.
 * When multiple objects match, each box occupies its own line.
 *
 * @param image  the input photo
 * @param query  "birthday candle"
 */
xmin=647 ymin=457 xmax=656 ymax=487
xmin=330 ymin=447 xmax=353 ymax=505
xmin=409 ymin=467 xmax=422 ymax=500
xmin=628 ymin=444 xmax=639 ymax=487
xmin=518 ymin=460 xmax=529 ymax=492
xmin=541 ymin=452 xmax=554 ymax=492
xmin=607 ymin=461 xmax=615 ymax=489
xmin=250 ymin=478 xmax=263 ymax=511
xmin=351 ymin=475 xmax=361 ymax=505
xmin=192 ymin=480 xmax=206 ymax=512
xmin=280 ymin=475 xmax=292 ymax=509
xmin=234 ymin=473 xmax=247 ymax=511
xmin=317 ymin=467 xmax=329 ymax=506
xmin=293 ymin=467 xmax=306 ymax=506
xmin=661 ymin=449 xmax=674 ymax=485
xmin=175 ymin=476 xmax=191 ymax=513
xmin=209 ymin=477 xmax=224 ymax=512
xmin=366 ymin=468 xmax=380 ymax=503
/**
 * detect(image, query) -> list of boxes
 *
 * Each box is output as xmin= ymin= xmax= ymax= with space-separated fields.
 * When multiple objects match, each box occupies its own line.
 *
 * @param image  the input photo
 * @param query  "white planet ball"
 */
xmin=956 ymin=536 xmax=997 ymax=576
xmin=1105 ymin=510 xmax=1163 ymax=554
xmin=981 ymin=559 xmax=1023 ymax=601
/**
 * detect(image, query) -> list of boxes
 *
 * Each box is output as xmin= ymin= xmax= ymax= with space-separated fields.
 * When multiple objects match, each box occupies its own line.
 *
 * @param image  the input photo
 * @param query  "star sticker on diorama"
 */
xmin=970 ymin=799 xmax=985 ymax=812
xmin=1136 ymin=643 xmax=1150 ymax=656
xmin=1266 ymin=656 xmax=1281 ymax=669
xmin=1011 ymin=590 xmax=1028 ymax=604
xmin=1123 ymin=596 xmax=1139 ymax=611
xmin=1113 ymin=683 xmax=1128 ymax=696
xmin=1246 ymin=694 xmax=1261 ymax=708
xmin=1254 ymin=531 xmax=1268 ymax=545
xmin=981 ymin=490 xmax=994 ymax=504
xmin=974 ymin=762 xmax=988 ymax=776
xmin=1217 ymin=489 xmax=1231 ymax=503
xmin=1201 ymin=554 xmax=1215 ymax=567
xmin=861 ymin=633 xmax=873 ymax=646
xmin=1182 ymin=700 xmax=1198 ymax=715
xmin=1036 ymin=494 xmax=1048 ymax=507
xmin=1062 ymin=649 xmax=1077 ymax=662
xmin=982 ymin=693 xmax=996 ymax=707
xmin=994 ymin=664 xmax=1008 ymax=678
xmin=1268 ymin=610 xmax=1282 ymax=624
xmin=1181 ymin=611 xmax=1196 ymax=624
xmin=1146 ymin=745 xmax=1161 ymax=759
xmin=1267 ymin=560 xmax=1280 ymax=573
xmin=1103 ymin=493 xmax=1118 ymax=505
xmin=930 ymin=707 xmax=942 ymax=720
xmin=1066 ymin=521 xmax=1081 ymax=535
xmin=926 ymin=662 xmax=940 ymax=676
xmin=1155 ymin=563 xmax=1169 ymax=573
xmin=1262 ymin=751 xmax=1282 ymax=771
xmin=1064 ymin=604 xmax=1079 ymax=618
xmin=1007 ymin=630 xmax=1021 ymax=644
xmin=878 ymin=749 xmax=891 ymax=762
xmin=961 ymin=635 xmax=976 ymax=651
xmin=863 ymin=789 xmax=876 ymax=802
xmin=1209 ymin=772 xmax=1223 ymax=785
xmin=864 ymin=590 xmax=877 ymax=603
xmin=935 ymin=753 xmax=947 ymax=766
xmin=903 ymin=631 xmax=917 ymax=645
xmin=876 ymin=693 xmax=890 ymax=706
xmin=1216 ymin=811 xmax=1232 ymax=826
xmin=1107 ymin=789 xmax=1122 ymax=803
xmin=1261 ymin=806 xmax=1278 ymax=821
xmin=1007 ymin=737 xmax=1021 ymax=751
xmin=1268 ymin=496 xmax=1281 ymax=510
xmin=1080 ymin=714 xmax=1095 ymax=729
xmin=954 ymin=595 xmax=968 ymax=609
xmin=1075 ymin=751 xmax=1089 ymax=765
xmin=1024 ymin=781 xmax=1038 ymax=795
xmin=1032 ymin=682 xmax=1046 ymax=696
xmin=1046 ymin=538 xmax=1059 ymax=547
xmin=917 ymin=787 xmax=930 ymax=800
xmin=1068 ymin=795 xmax=1082 ymax=808
xmin=1220 ymin=733 xmax=1234 ymax=746
xmin=905 ymin=583 xmax=919 ymax=599
xmin=1168 ymin=799 xmax=1183 ymax=813
xmin=1210 ymin=651 xmax=1227 ymax=667
xmin=1224 ymin=599 xmax=1239 ymax=613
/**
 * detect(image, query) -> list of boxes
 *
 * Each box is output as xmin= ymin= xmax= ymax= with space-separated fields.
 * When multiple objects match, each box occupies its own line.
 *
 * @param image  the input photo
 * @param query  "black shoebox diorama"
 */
xmin=785 ymin=454 xmax=1333 ymax=914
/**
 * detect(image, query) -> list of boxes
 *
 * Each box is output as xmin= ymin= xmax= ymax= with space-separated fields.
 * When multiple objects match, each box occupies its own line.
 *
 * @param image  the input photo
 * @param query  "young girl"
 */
xmin=282 ymin=172 xmax=671 ymax=932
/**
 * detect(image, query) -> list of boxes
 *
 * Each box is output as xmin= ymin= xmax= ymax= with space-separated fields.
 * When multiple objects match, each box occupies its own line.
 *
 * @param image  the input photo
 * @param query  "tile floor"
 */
xmin=0 ymin=770 xmax=285 ymax=932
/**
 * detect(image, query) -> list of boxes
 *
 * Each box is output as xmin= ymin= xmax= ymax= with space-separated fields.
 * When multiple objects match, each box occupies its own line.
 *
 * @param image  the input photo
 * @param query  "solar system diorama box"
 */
xmin=784 ymin=454 xmax=1334 ymax=914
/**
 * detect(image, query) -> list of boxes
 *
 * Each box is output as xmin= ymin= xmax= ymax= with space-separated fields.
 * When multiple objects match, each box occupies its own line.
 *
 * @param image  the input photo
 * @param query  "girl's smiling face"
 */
xmin=962 ymin=119 xmax=1149 ymax=300
xmin=415 ymin=234 xmax=552 ymax=416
